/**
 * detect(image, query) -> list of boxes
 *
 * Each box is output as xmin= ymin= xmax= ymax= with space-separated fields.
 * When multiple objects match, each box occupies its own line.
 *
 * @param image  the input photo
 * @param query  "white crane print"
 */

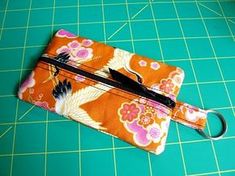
xmin=53 ymin=79 xmax=111 ymax=130
xmin=95 ymin=48 xmax=143 ymax=82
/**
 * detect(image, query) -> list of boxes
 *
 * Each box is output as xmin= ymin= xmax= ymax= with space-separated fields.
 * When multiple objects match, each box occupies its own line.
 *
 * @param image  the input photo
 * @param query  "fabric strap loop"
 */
xmin=171 ymin=101 xmax=227 ymax=140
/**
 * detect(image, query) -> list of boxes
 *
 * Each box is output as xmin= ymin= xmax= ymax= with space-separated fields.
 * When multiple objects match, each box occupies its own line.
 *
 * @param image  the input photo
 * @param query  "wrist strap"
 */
xmin=171 ymin=101 xmax=227 ymax=140
xmin=171 ymin=101 xmax=207 ymax=130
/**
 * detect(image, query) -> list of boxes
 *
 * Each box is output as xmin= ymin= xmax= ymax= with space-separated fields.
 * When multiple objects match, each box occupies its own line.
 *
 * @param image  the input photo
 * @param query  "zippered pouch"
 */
xmin=18 ymin=29 xmax=226 ymax=155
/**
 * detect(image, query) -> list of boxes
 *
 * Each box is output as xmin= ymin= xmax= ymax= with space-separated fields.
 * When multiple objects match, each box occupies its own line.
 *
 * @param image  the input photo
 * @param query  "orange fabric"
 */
xmin=18 ymin=29 xmax=207 ymax=155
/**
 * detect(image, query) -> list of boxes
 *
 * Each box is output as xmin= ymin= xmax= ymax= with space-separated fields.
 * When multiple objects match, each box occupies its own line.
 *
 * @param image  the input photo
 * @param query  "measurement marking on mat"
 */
xmin=108 ymin=3 xmax=150 ymax=40
xmin=18 ymin=105 xmax=36 ymax=121
xmin=0 ymin=126 xmax=13 ymax=138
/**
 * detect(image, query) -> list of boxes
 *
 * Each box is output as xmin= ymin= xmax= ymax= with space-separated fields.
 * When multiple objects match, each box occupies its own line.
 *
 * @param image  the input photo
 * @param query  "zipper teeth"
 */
xmin=39 ymin=56 xmax=175 ymax=109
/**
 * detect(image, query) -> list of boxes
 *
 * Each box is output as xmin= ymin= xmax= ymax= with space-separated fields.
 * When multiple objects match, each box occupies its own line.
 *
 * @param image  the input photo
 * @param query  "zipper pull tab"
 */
xmin=108 ymin=68 xmax=176 ymax=108
xmin=109 ymin=68 xmax=144 ymax=92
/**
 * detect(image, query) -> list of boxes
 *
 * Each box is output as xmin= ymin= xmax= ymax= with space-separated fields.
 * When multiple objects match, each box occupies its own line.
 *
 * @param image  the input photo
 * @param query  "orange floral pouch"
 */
xmin=18 ymin=29 xmax=226 ymax=155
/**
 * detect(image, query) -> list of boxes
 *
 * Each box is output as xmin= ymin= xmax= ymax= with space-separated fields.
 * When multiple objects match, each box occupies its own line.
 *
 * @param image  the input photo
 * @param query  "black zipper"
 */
xmin=39 ymin=56 xmax=176 ymax=109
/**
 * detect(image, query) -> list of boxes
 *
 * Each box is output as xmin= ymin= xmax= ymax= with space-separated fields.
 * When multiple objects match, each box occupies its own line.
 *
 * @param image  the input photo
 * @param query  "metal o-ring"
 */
xmin=197 ymin=110 xmax=227 ymax=140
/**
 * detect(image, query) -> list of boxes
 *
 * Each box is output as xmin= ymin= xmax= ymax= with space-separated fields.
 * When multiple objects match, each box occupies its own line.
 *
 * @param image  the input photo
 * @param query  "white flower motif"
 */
xmin=56 ymin=39 xmax=94 ymax=66
xmin=82 ymin=39 xmax=93 ymax=47
xmin=150 ymin=62 xmax=160 ymax=70
xmin=138 ymin=60 xmax=147 ymax=67
xmin=185 ymin=106 xmax=206 ymax=122
xmin=56 ymin=46 xmax=70 ymax=54
xmin=146 ymin=123 xmax=163 ymax=143
xmin=76 ymin=47 xmax=93 ymax=60
xmin=68 ymin=40 xmax=81 ymax=49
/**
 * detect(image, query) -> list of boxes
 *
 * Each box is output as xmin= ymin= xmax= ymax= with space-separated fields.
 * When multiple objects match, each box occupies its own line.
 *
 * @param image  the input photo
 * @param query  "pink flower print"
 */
xmin=146 ymin=124 xmax=162 ymax=143
xmin=159 ymin=79 xmax=174 ymax=94
xmin=76 ymin=47 xmax=93 ymax=60
xmin=155 ymin=106 xmax=168 ymax=118
xmin=57 ymin=42 xmax=93 ymax=65
xmin=138 ymin=60 xmax=147 ymax=67
xmin=75 ymin=74 xmax=85 ymax=82
xmin=56 ymin=46 xmax=71 ymax=54
xmin=150 ymin=62 xmax=160 ymax=70
xmin=138 ymin=113 xmax=154 ymax=128
xmin=18 ymin=71 xmax=35 ymax=99
xmin=126 ymin=120 xmax=150 ymax=146
xmin=184 ymin=104 xmax=206 ymax=122
xmin=56 ymin=29 xmax=77 ymax=38
xmin=119 ymin=103 xmax=140 ymax=122
xmin=68 ymin=40 xmax=81 ymax=49
xmin=82 ymin=39 xmax=93 ymax=47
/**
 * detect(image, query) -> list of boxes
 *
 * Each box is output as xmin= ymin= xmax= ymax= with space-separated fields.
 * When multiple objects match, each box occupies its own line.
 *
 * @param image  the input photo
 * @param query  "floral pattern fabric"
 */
xmin=118 ymin=98 xmax=171 ymax=153
xmin=56 ymin=39 xmax=94 ymax=66
xmin=119 ymin=103 xmax=140 ymax=122
xmin=18 ymin=71 xmax=35 ymax=99
xmin=172 ymin=102 xmax=207 ymax=130
xmin=18 ymin=29 xmax=208 ymax=155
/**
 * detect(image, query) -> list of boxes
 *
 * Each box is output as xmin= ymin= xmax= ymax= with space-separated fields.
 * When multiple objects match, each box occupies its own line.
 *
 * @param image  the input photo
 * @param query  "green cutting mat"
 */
xmin=0 ymin=0 xmax=235 ymax=176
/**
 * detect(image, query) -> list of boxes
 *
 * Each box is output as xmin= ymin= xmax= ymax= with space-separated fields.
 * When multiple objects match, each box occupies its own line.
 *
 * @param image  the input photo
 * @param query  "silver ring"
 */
xmin=197 ymin=110 xmax=227 ymax=140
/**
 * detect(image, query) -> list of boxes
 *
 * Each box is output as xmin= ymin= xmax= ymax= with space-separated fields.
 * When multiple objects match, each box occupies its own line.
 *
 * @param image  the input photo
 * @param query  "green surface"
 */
xmin=0 ymin=0 xmax=235 ymax=176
